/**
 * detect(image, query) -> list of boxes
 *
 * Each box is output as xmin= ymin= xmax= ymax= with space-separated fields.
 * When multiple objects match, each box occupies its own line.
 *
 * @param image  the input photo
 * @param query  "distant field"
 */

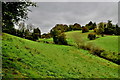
xmin=88 ymin=36 xmax=119 ymax=53
xmin=66 ymin=30 xmax=91 ymax=42
xmin=65 ymin=30 xmax=91 ymax=46
xmin=39 ymin=38 xmax=53 ymax=44
xmin=65 ymin=30 xmax=119 ymax=53
xmin=39 ymin=30 xmax=92 ymax=46
xmin=39 ymin=30 xmax=119 ymax=53
xmin=2 ymin=33 xmax=118 ymax=78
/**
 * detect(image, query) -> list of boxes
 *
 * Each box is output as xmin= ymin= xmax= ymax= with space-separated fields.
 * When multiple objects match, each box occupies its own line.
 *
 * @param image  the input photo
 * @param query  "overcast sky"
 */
xmin=25 ymin=2 xmax=118 ymax=34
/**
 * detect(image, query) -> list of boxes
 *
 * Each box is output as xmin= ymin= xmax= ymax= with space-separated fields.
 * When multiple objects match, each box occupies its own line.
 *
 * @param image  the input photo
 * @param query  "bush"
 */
xmin=41 ymin=33 xmax=51 ymax=39
xmin=57 ymin=33 xmax=68 ymax=45
xmin=25 ymin=35 xmax=33 ymax=40
xmin=53 ymin=36 xmax=59 ymax=44
xmin=32 ymin=33 xmax=39 ymax=41
xmin=90 ymin=47 xmax=104 ymax=56
xmin=101 ymin=51 xmax=119 ymax=64
xmin=82 ymin=27 xmax=89 ymax=33
xmin=79 ymin=43 xmax=92 ymax=50
xmin=88 ymin=33 xmax=96 ymax=40
xmin=93 ymin=28 xmax=97 ymax=32
xmin=51 ymin=29 xmax=67 ymax=45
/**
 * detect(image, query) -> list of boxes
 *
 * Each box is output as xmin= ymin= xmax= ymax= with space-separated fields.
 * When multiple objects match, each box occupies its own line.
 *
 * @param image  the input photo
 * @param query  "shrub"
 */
xmin=41 ymin=33 xmax=51 ymax=39
xmin=32 ymin=33 xmax=39 ymax=41
xmin=90 ymin=47 xmax=104 ymax=56
xmin=25 ymin=35 xmax=34 ymax=40
xmin=79 ymin=44 xmax=92 ymax=50
xmin=51 ymin=29 xmax=67 ymax=45
xmin=88 ymin=33 xmax=96 ymax=40
xmin=53 ymin=36 xmax=59 ymax=44
xmin=82 ymin=27 xmax=89 ymax=33
xmin=93 ymin=28 xmax=97 ymax=32
xmin=58 ymin=33 xmax=68 ymax=45
xmin=101 ymin=51 xmax=119 ymax=64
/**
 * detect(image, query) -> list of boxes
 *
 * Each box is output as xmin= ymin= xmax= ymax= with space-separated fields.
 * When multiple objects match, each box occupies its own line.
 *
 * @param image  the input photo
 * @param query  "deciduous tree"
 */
xmin=2 ymin=0 xmax=36 ymax=33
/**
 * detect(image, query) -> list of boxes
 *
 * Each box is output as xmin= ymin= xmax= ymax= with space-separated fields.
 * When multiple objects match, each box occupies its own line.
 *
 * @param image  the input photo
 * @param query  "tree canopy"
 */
xmin=2 ymin=0 xmax=36 ymax=31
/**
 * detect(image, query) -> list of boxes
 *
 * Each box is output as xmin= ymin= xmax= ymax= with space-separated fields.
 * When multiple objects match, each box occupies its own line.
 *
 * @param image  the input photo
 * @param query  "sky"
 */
xmin=25 ymin=2 xmax=118 ymax=34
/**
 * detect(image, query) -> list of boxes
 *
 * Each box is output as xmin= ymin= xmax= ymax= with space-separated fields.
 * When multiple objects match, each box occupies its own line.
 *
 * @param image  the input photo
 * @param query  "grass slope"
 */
xmin=88 ymin=36 xmax=118 ymax=53
xmin=66 ymin=30 xmax=119 ymax=64
xmin=2 ymin=33 xmax=118 ymax=78
xmin=66 ymin=30 xmax=91 ymax=46
xmin=66 ymin=30 xmax=119 ymax=53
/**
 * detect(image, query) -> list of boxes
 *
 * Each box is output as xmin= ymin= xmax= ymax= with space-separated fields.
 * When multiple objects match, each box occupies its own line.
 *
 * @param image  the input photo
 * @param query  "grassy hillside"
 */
xmin=65 ymin=30 xmax=91 ymax=46
xmin=66 ymin=30 xmax=119 ymax=53
xmin=40 ymin=30 xmax=119 ymax=53
xmin=2 ymin=33 xmax=118 ymax=78
xmin=88 ymin=36 xmax=118 ymax=53
xmin=39 ymin=31 xmax=119 ymax=64
xmin=65 ymin=30 xmax=119 ymax=64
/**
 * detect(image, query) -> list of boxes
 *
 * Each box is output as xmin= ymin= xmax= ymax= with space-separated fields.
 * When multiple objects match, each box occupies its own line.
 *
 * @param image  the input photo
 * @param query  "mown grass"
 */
xmin=2 ymin=33 xmax=118 ymax=78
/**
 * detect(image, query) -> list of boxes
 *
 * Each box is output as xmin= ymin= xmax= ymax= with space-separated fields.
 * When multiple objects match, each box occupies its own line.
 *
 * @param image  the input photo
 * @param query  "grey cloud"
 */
xmin=26 ymin=2 xmax=118 ymax=33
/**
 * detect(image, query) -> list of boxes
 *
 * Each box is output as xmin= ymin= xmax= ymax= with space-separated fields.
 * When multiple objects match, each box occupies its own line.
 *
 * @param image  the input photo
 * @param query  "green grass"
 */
xmin=2 ymin=33 xmax=119 ymax=78
xmin=39 ymin=30 xmax=92 ymax=46
xmin=65 ymin=30 xmax=119 ymax=53
xmin=65 ymin=30 xmax=119 ymax=64
xmin=88 ymin=36 xmax=119 ymax=53
xmin=66 ymin=30 xmax=91 ymax=42
xmin=39 ymin=38 xmax=53 ymax=43
xmin=40 ymin=30 xmax=119 ymax=53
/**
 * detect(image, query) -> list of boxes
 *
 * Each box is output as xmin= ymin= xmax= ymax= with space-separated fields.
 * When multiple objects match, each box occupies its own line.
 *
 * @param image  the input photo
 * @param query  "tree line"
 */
xmin=48 ymin=20 xmax=120 ymax=44
xmin=2 ymin=20 xmax=120 ymax=44
xmin=95 ymin=20 xmax=120 ymax=36
xmin=3 ymin=22 xmax=41 ymax=41
xmin=2 ymin=1 xmax=41 ymax=41
xmin=2 ymin=1 xmax=120 ymax=45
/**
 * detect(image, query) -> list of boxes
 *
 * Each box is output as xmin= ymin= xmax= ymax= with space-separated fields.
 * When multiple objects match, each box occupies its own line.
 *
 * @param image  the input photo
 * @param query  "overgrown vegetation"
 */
xmin=88 ymin=33 xmax=96 ymax=40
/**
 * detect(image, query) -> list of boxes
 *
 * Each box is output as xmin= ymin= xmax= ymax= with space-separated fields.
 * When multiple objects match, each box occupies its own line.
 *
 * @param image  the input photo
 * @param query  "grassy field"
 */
xmin=2 ymin=33 xmax=119 ymax=78
xmin=65 ymin=30 xmax=119 ymax=53
xmin=88 ymin=36 xmax=119 ymax=53
xmin=39 ymin=30 xmax=92 ymax=46
xmin=39 ymin=38 xmax=53 ymax=44
xmin=39 ymin=30 xmax=119 ymax=53
xmin=65 ymin=30 xmax=91 ymax=46
xmin=65 ymin=30 xmax=119 ymax=64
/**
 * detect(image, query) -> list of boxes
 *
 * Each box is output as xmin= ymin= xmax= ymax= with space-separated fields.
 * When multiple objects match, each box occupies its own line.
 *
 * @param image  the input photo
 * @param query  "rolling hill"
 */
xmin=65 ymin=30 xmax=119 ymax=64
xmin=2 ymin=33 xmax=119 ymax=78
xmin=65 ymin=30 xmax=119 ymax=53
